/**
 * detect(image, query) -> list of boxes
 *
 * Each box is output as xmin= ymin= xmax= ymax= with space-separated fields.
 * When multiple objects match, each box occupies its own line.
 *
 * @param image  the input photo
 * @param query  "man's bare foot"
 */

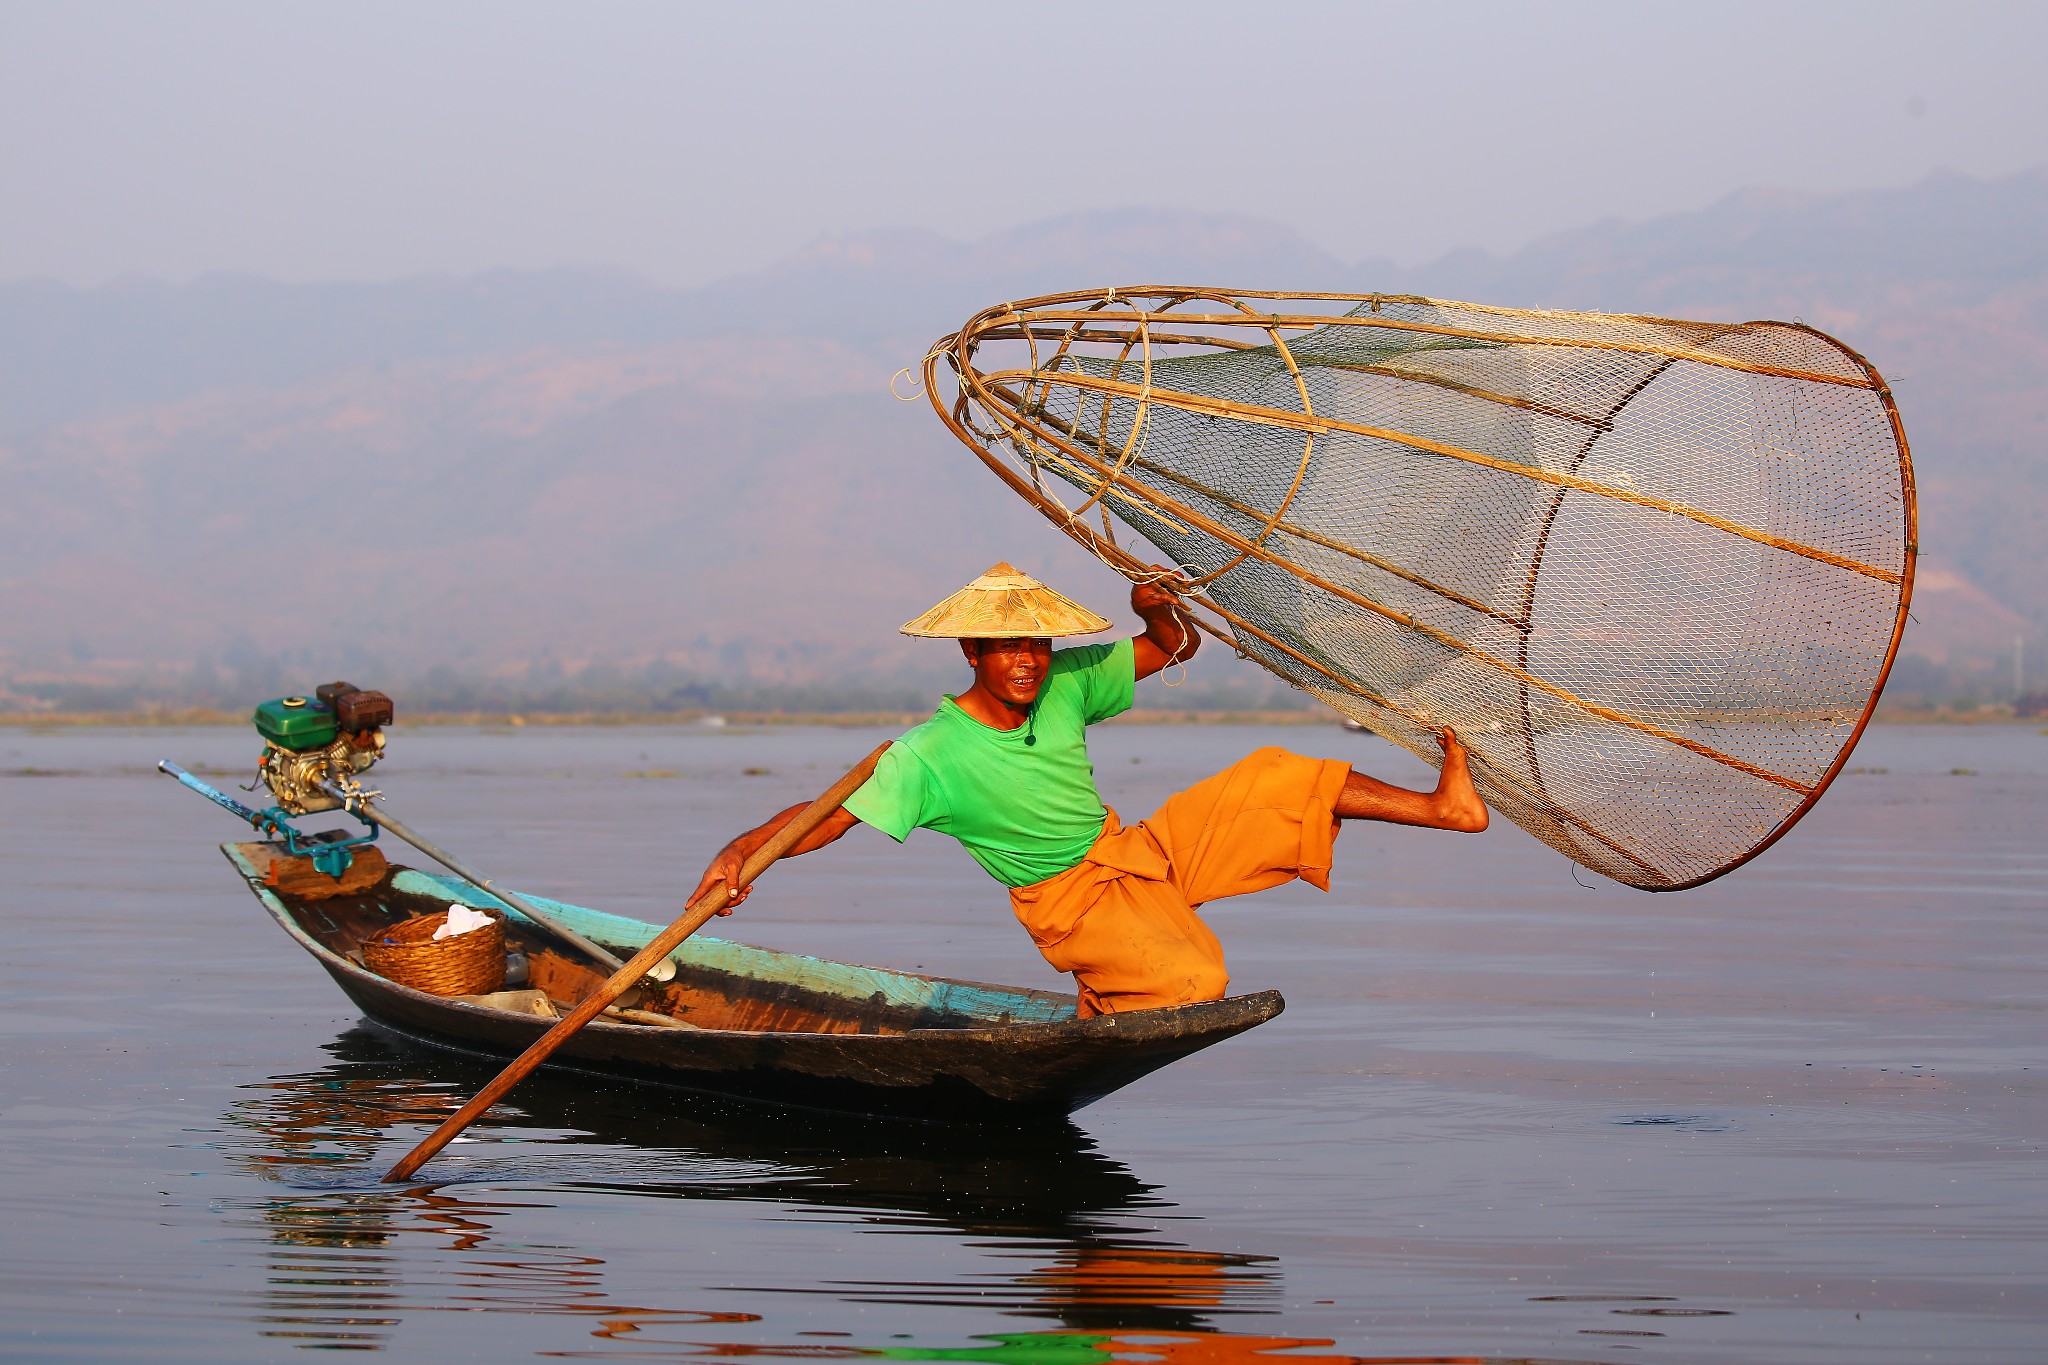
xmin=1330 ymin=729 xmax=1492 ymax=829
xmin=1431 ymin=728 xmax=1490 ymax=832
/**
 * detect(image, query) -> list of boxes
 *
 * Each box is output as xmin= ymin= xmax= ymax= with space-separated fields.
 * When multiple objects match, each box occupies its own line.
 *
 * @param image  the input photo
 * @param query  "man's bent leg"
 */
xmin=1146 ymin=746 xmax=1353 ymax=907
xmin=1044 ymin=878 xmax=1229 ymax=1018
xmin=1033 ymin=742 xmax=1479 ymax=1016
xmin=1011 ymin=842 xmax=1228 ymax=1019
xmin=1042 ymin=746 xmax=1349 ymax=1014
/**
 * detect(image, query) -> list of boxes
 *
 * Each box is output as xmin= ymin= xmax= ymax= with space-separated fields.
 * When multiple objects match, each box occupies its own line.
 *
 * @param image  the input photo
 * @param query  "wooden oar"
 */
xmin=381 ymin=742 xmax=889 ymax=1184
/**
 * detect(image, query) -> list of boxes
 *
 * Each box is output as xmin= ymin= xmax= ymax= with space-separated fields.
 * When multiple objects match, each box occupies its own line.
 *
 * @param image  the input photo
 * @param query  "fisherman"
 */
xmin=689 ymin=563 xmax=1489 ymax=1017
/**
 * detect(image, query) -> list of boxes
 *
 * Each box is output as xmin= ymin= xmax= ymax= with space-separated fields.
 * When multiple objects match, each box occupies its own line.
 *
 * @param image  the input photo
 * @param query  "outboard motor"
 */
xmin=163 ymin=684 xmax=655 ymax=978
xmin=252 ymin=681 xmax=394 ymax=814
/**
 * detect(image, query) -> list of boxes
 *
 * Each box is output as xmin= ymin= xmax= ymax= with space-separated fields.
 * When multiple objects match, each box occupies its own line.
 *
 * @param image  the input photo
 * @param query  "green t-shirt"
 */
xmin=844 ymin=639 xmax=1136 ymax=887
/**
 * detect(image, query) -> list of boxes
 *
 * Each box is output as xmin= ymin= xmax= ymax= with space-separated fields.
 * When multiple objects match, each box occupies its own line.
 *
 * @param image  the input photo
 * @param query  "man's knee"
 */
xmin=1182 ymin=958 xmax=1230 ymax=1004
xmin=1077 ymin=953 xmax=1229 ymax=1013
xmin=1159 ymin=951 xmax=1230 ymax=1006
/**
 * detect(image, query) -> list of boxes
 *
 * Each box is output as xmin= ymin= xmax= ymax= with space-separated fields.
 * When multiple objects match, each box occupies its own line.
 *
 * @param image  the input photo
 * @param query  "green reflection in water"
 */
xmin=876 ymin=1333 xmax=1117 ymax=1365
xmin=209 ymin=1028 xmax=1287 ymax=1354
xmin=209 ymin=1029 xmax=1597 ymax=1362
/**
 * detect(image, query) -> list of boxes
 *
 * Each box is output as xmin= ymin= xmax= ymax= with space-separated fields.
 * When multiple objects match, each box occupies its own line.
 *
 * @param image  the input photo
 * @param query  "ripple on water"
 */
xmin=1610 ymin=1113 xmax=1743 ymax=1133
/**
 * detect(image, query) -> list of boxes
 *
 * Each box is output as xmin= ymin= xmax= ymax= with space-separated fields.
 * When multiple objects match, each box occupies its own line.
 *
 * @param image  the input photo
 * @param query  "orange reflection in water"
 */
xmin=1040 ymin=1333 xmax=1492 ymax=1365
xmin=1021 ymin=1246 xmax=1239 ymax=1313
xmin=213 ymin=1037 xmax=1574 ymax=1362
xmin=658 ymin=1328 xmax=1500 ymax=1365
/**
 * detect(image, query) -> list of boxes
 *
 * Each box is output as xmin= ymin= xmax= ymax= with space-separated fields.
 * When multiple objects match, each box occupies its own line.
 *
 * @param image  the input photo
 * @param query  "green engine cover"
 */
xmin=253 ymin=696 xmax=338 ymax=751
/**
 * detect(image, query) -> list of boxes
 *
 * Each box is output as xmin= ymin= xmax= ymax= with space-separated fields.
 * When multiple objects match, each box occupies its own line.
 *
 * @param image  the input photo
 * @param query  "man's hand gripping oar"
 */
xmin=380 ymin=743 xmax=889 ymax=1184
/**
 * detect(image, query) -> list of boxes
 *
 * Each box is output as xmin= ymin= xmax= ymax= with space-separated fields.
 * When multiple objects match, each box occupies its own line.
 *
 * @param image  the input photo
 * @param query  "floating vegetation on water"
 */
xmin=1610 ymin=1113 xmax=1741 ymax=1133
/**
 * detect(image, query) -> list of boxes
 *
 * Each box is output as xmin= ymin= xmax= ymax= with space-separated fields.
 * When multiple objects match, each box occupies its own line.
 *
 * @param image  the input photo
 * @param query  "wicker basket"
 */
xmin=362 ymin=908 xmax=506 ymax=996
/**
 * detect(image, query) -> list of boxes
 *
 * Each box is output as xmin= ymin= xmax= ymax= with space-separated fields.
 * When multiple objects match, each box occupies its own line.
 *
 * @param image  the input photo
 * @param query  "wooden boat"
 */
xmin=224 ymin=841 xmax=1284 ymax=1121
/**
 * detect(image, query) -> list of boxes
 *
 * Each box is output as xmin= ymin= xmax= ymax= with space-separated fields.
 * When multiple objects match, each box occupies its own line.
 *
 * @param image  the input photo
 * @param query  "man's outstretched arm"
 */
xmin=688 ymin=806 xmax=861 ymax=914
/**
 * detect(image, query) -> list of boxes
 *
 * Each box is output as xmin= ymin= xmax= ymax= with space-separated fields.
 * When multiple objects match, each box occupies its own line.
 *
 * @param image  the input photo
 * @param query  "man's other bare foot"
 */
xmin=1432 ymin=728 xmax=1490 ymax=832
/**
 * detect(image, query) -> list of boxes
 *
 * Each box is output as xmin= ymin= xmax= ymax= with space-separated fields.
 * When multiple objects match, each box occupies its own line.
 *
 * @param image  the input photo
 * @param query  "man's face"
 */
xmin=961 ymin=637 xmax=1053 ymax=708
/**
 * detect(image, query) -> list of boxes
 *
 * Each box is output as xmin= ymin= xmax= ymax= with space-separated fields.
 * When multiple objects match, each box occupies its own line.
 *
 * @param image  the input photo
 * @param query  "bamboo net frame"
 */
xmin=922 ymin=288 xmax=1917 ymax=891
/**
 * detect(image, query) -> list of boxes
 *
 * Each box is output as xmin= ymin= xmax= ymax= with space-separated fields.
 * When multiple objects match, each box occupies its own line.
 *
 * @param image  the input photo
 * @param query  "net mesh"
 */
xmin=924 ymin=290 xmax=1916 ymax=891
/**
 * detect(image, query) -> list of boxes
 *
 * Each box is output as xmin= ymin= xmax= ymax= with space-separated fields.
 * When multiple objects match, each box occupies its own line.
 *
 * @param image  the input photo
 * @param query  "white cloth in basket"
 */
xmin=433 ymin=905 xmax=495 ymax=941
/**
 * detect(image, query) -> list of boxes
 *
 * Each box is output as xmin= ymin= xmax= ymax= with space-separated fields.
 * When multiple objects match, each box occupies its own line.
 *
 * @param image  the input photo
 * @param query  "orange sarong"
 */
xmin=1008 ymin=746 xmax=1351 ymax=1018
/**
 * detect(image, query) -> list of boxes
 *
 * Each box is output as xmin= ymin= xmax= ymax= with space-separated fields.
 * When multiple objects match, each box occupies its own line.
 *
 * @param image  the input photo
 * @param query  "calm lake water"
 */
xmin=2 ymin=721 xmax=2043 ymax=1362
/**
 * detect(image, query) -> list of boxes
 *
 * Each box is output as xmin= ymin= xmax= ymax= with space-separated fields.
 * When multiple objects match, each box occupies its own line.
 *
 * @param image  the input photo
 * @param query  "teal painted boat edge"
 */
xmin=218 ymin=843 xmax=721 ymax=1043
xmin=391 ymin=868 xmax=1077 ymax=1025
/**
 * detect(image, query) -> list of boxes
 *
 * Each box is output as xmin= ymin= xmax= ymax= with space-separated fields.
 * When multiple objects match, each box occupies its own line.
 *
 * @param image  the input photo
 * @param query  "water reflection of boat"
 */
xmin=223 ymin=841 xmax=1281 ymax=1121
xmin=218 ymin=1036 xmax=1600 ymax=1361
xmin=214 ymin=1031 xmax=1285 ymax=1350
xmin=233 ymin=1028 xmax=1176 ymax=1235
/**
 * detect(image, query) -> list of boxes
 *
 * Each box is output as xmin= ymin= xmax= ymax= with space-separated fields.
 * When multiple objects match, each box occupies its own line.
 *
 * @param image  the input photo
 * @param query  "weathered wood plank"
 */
xmin=237 ymin=841 xmax=389 ymax=900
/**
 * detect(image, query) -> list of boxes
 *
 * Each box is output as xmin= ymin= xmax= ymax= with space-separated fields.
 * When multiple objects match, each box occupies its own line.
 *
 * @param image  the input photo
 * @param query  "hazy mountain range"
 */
xmin=2 ymin=168 xmax=2042 ymax=710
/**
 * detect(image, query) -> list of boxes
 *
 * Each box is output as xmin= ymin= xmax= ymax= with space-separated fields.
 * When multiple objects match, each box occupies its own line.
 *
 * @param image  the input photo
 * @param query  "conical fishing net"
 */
xmin=922 ymin=289 xmax=1916 ymax=890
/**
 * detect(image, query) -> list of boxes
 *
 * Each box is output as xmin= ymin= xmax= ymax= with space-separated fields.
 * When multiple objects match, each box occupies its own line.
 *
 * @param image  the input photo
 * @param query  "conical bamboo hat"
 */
xmin=901 ymin=562 xmax=1112 ymax=638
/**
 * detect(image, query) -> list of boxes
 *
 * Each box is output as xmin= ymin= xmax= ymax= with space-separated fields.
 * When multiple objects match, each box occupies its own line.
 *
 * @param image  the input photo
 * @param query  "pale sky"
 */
xmin=5 ymin=0 xmax=2047 ymax=287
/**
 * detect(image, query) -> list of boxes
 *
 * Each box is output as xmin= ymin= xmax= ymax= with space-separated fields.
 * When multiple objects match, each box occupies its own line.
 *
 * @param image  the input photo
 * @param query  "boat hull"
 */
xmin=224 ymin=842 xmax=1283 ymax=1121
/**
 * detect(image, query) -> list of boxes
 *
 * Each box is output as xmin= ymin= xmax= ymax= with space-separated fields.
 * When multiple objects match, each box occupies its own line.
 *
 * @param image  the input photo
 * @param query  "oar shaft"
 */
xmin=380 ymin=742 xmax=890 ymax=1184
xmin=323 ymin=787 xmax=630 ymax=976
